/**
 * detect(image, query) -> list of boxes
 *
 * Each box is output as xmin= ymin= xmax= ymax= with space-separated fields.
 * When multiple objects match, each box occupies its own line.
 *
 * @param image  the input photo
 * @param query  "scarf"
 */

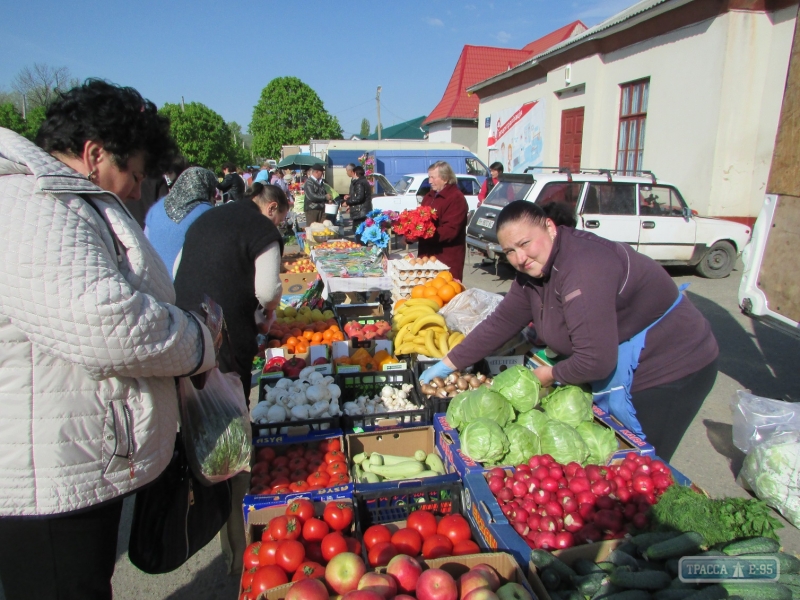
xmin=164 ymin=167 xmax=218 ymax=223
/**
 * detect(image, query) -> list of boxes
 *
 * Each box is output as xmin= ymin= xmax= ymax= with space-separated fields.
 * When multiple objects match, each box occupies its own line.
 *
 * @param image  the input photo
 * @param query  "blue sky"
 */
xmin=0 ymin=0 xmax=633 ymax=138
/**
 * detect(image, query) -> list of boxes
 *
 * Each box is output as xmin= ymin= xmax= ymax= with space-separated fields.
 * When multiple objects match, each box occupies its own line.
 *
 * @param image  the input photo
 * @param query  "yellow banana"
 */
xmin=395 ymin=302 xmax=436 ymax=316
xmin=410 ymin=314 xmax=447 ymax=335
xmin=394 ymin=324 xmax=414 ymax=347
xmin=396 ymin=342 xmax=418 ymax=355
xmin=437 ymin=330 xmax=450 ymax=355
xmin=396 ymin=309 xmax=436 ymax=330
xmin=401 ymin=298 xmax=441 ymax=312
xmin=450 ymin=333 xmax=465 ymax=349
xmin=448 ymin=331 xmax=465 ymax=346
xmin=424 ymin=329 xmax=443 ymax=358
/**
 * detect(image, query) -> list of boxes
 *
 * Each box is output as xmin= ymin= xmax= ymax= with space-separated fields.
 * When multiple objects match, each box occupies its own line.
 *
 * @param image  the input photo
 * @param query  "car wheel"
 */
xmin=695 ymin=241 xmax=735 ymax=279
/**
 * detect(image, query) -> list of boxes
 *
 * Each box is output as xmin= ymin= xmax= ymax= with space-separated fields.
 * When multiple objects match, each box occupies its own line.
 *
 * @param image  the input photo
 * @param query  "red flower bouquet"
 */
xmin=391 ymin=206 xmax=438 ymax=243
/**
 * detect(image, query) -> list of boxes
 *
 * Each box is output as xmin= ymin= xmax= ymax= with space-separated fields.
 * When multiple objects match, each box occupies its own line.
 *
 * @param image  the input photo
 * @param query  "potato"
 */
xmin=456 ymin=378 xmax=469 ymax=390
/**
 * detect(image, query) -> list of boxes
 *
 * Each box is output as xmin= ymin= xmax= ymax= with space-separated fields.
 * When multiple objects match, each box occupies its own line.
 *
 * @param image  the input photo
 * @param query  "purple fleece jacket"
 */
xmin=448 ymin=227 xmax=718 ymax=392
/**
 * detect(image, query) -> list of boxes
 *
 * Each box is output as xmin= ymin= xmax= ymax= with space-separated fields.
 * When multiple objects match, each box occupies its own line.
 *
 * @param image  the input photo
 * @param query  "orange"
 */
xmin=411 ymin=285 xmax=426 ymax=299
xmin=437 ymin=284 xmax=456 ymax=303
xmin=295 ymin=342 xmax=308 ymax=353
xmin=302 ymin=330 xmax=314 ymax=341
xmin=332 ymin=331 xmax=345 ymax=341
xmin=328 ymin=324 xmax=341 ymax=332
xmin=322 ymin=330 xmax=334 ymax=342
xmin=395 ymin=299 xmax=407 ymax=311
xmin=286 ymin=336 xmax=299 ymax=346
xmin=423 ymin=286 xmax=440 ymax=299
xmin=437 ymin=271 xmax=454 ymax=282
xmin=448 ymin=281 xmax=463 ymax=294
xmin=428 ymin=295 xmax=444 ymax=309
xmin=311 ymin=332 xmax=324 ymax=343
xmin=430 ymin=278 xmax=446 ymax=290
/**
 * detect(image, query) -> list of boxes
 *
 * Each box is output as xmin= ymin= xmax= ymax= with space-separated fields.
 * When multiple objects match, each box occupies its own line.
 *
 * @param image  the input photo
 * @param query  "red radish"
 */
xmin=563 ymin=512 xmax=584 ymax=532
xmin=527 ymin=456 xmax=541 ymax=468
xmin=527 ymin=515 xmax=541 ymax=530
xmin=489 ymin=467 xmax=505 ymax=479
xmin=561 ymin=497 xmax=578 ymax=514
xmin=499 ymin=504 xmax=513 ymax=517
xmin=548 ymin=466 xmax=564 ymax=480
xmin=537 ymin=506 xmax=549 ymax=518
xmin=623 ymin=503 xmax=638 ymax=521
xmin=631 ymin=475 xmax=654 ymax=494
xmin=540 ymin=477 xmax=559 ymax=492
xmin=522 ymin=498 xmax=537 ymax=512
xmin=539 ymin=516 xmax=557 ymax=532
xmin=578 ymin=503 xmax=596 ymax=520
xmin=613 ymin=476 xmax=627 ymax=491
xmin=564 ymin=462 xmax=581 ymax=478
xmin=634 ymin=464 xmax=652 ymax=476
xmin=544 ymin=501 xmax=563 ymax=518
xmin=652 ymin=473 xmax=673 ymax=490
xmin=594 ymin=509 xmax=624 ymax=532
xmin=513 ymin=521 xmax=529 ymax=536
xmin=516 ymin=464 xmax=531 ymax=473
xmin=632 ymin=512 xmax=649 ymax=529
xmin=556 ymin=489 xmax=574 ymax=500
xmin=512 ymin=481 xmax=527 ymax=497
xmin=527 ymin=480 xmax=540 ymax=494
xmin=488 ymin=477 xmax=504 ymax=494
xmin=558 ymin=477 xmax=569 ymax=489
xmin=554 ymin=532 xmax=575 ymax=549
xmin=574 ymin=524 xmax=602 ymax=545
xmin=650 ymin=460 xmax=668 ymax=473
xmin=576 ymin=491 xmax=596 ymax=506
xmin=568 ymin=478 xmax=590 ymax=494
xmin=533 ymin=466 xmax=550 ymax=480
xmin=615 ymin=487 xmax=632 ymax=503
xmin=572 ymin=466 xmax=587 ymax=479
xmin=595 ymin=496 xmax=615 ymax=510
xmin=511 ymin=507 xmax=529 ymax=524
xmin=591 ymin=480 xmax=611 ymax=496
xmin=617 ymin=465 xmax=633 ymax=480
xmin=532 ymin=489 xmax=551 ymax=505
xmin=526 ymin=529 xmax=538 ymax=542
xmin=539 ymin=454 xmax=554 ymax=466
xmin=514 ymin=470 xmax=532 ymax=482
xmin=534 ymin=531 xmax=556 ymax=549
xmin=497 ymin=487 xmax=513 ymax=502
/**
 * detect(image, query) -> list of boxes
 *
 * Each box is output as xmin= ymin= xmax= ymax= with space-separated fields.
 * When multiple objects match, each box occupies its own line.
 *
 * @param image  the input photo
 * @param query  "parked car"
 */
xmin=371 ymin=173 xmax=481 ymax=216
xmin=466 ymin=169 xmax=752 ymax=278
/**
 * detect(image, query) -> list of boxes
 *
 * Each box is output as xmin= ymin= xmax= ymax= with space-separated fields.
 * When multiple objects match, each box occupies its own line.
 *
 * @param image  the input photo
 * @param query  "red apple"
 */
xmin=357 ymin=572 xmax=398 ymax=600
xmin=463 ymin=590 xmax=499 ymax=600
xmin=469 ymin=566 xmax=501 ymax=592
xmin=386 ymin=554 xmax=423 ymax=594
xmin=326 ymin=552 xmax=367 ymax=595
xmin=286 ymin=578 xmax=328 ymax=600
xmin=342 ymin=592 xmax=384 ymax=600
xmin=395 ymin=596 xmax=416 ymax=600
xmin=458 ymin=572 xmax=491 ymax=600
xmin=417 ymin=569 xmax=458 ymax=600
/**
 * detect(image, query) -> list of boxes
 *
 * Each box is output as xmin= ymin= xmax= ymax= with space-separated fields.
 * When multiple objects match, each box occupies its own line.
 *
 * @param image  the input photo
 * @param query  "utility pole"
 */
xmin=181 ymin=96 xmax=185 ymax=112
xmin=376 ymin=86 xmax=382 ymax=141
xmin=22 ymin=94 xmax=26 ymax=121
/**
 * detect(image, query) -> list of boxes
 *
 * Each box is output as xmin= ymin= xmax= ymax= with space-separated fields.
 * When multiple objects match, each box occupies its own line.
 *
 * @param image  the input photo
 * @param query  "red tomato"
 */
xmin=437 ymin=514 xmax=472 ymax=545
xmin=288 ymin=457 xmax=308 ymax=471
xmin=345 ymin=536 xmax=361 ymax=555
xmin=368 ymin=541 xmax=398 ymax=567
xmin=452 ymin=540 xmax=480 ymax=555
xmin=257 ymin=447 xmax=276 ymax=462
xmin=241 ymin=567 xmax=257 ymax=591
xmin=306 ymin=460 xmax=325 ymax=474
xmin=307 ymin=471 xmax=330 ymax=487
xmin=391 ymin=527 xmax=422 ymax=556
xmin=323 ymin=502 xmax=354 ymax=531
xmin=258 ymin=540 xmax=280 ymax=566
xmin=327 ymin=461 xmax=347 ymax=476
xmin=251 ymin=565 xmax=288 ymax=594
xmin=363 ymin=524 xmax=392 ymax=550
xmin=422 ymin=534 xmax=453 ymax=559
xmin=326 ymin=439 xmax=341 ymax=452
xmin=289 ymin=469 xmax=309 ymax=482
xmin=270 ymin=466 xmax=290 ymax=479
xmin=302 ymin=517 xmax=330 ymax=542
xmin=285 ymin=445 xmax=304 ymax=459
xmin=272 ymin=456 xmax=289 ymax=468
xmin=289 ymin=481 xmax=310 ymax=493
xmin=269 ymin=515 xmax=302 ymax=541
xmin=270 ymin=476 xmax=290 ymax=488
xmin=304 ymin=541 xmax=325 ymax=564
xmin=286 ymin=499 xmax=315 ymax=523
xmin=251 ymin=461 xmax=269 ymax=476
xmin=320 ymin=532 xmax=348 ymax=562
xmin=329 ymin=473 xmax=349 ymax=485
xmin=272 ymin=486 xmax=291 ymax=494
xmin=317 ymin=440 xmax=329 ymax=453
xmin=407 ymin=510 xmax=438 ymax=538
xmin=243 ymin=542 xmax=262 ymax=570
xmin=324 ymin=450 xmax=345 ymax=464
xmin=305 ymin=450 xmax=324 ymax=463
xmin=275 ymin=539 xmax=305 ymax=574
xmin=291 ymin=561 xmax=325 ymax=581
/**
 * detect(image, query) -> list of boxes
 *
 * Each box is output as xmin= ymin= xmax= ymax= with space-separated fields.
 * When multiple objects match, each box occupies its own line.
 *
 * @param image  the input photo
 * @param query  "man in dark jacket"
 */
xmin=218 ymin=161 xmax=245 ymax=202
xmin=345 ymin=165 xmax=373 ymax=238
xmin=303 ymin=164 xmax=329 ymax=225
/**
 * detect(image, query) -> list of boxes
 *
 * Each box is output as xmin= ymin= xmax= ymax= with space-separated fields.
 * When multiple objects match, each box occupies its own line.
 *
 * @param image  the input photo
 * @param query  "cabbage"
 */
xmin=542 ymin=385 xmax=593 ymax=428
xmin=460 ymin=418 xmax=510 ymax=466
xmin=740 ymin=429 xmax=800 ymax=527
xmin=490 ymin=366 xmax=541 ymax=413
xmin=516 ymin=409 xmax=551 ymax=437
xmin=539 ymin=420 xmax=589 ymax=465
xmin=445 ymin=390 xmax=469 ymax=429
xmin=449 ymin=387 xmax=514 ymax=429
xmin=504 ymin=424 xmax=540 ymax=465
xmin=576 ymin=421 xmax=618 ymax=465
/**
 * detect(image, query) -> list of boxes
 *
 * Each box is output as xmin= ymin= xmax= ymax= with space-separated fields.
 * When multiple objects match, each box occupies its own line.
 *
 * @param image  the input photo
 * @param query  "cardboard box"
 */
xmin=332 ymin=339 xmax=403 ymax=372
xmin=527 ymin=540 xmax=623 ymax=600
xmin=592 ymin=404 xmax=656 ymax=459
xmin=346 ymin=426 xmax=458 ymax=491
xmin=333 ymin=303 xmax=385 ymax=321
xmin=263 ymin=344 xmax=331 ymax=374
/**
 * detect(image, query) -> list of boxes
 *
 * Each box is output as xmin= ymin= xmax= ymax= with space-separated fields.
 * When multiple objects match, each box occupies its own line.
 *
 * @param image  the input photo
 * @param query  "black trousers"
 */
xmin=0 ymin=499 xmax=124 ymax=600
xmin=631 ymin=358 xmax=718 ymax=462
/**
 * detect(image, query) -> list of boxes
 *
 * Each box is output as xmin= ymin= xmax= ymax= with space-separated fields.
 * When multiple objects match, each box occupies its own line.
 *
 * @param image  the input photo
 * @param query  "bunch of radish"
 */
xmin=486 ymin=453 xmax=674 ymax=550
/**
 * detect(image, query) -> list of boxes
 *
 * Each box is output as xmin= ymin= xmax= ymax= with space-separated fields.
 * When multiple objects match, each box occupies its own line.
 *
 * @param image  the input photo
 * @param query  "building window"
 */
xmin=616 ymin=79 xmax=649 ymax=175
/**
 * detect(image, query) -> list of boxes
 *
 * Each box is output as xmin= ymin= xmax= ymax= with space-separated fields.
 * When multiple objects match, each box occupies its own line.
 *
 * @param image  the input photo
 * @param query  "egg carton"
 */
xmin=391 ymin=276 xmax=437 ymax=290
xmin=388 ymin=267 xmax=441 ymax=281
xmin=388 ymin=257 xmax=450 ymax=271
xmin=391 ymin=286 xmax=412 ymax=301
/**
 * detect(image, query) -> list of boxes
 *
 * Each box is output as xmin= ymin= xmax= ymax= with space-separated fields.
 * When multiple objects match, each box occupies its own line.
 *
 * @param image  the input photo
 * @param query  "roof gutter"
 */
xmin=467 ymin=0 xmax=692 ymax=94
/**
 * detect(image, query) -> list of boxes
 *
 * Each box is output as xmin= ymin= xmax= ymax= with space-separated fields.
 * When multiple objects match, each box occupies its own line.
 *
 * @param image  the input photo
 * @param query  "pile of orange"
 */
xmin=267 ymin=319 xmax=345 ymax=354
xmin=405 ymin=271 xmax=464 ymax=308
xmin=334 ymin=348 xmax=398 ymax=372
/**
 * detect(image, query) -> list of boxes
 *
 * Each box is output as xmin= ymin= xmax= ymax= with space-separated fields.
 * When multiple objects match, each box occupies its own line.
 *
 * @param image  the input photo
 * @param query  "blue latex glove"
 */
xmin=420 ymin=360 xmax=455 ymax=384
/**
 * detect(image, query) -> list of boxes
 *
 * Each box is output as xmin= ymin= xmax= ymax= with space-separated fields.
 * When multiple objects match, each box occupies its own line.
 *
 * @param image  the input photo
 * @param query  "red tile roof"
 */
xmin=424 ymin=21 xmax=587 ymax=125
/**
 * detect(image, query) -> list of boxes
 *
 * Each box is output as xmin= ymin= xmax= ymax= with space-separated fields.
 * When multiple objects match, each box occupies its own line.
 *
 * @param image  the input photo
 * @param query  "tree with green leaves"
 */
xmin=250 ymin=77 xmax=342 ymax=159
xmin=159 ymin=102 xmax=238 ymax=171
xmin=0 ymin=102 xmax=46 ymax=141
xmin=360 ymin=118 xmax=370 ymax=139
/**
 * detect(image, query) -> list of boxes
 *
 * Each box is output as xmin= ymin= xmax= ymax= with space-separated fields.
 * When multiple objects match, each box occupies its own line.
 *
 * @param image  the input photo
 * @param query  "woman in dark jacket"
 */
xmin=346 ymin=165 xmax=373 ymax=237
xmin=420 ymin=200 xmax=719 ymax=461
xmin=417 ymin=161 xmax=468 ymax=281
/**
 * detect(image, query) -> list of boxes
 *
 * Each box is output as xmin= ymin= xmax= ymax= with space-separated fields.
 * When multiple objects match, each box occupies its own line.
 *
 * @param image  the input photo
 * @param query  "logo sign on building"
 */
xmin=679 ymin=556 xmax=779 ymax=583
xmin=484 ymin=116 xmax=491 ymax=128
xmin=486 ymin=99 xmax=546 ymax=173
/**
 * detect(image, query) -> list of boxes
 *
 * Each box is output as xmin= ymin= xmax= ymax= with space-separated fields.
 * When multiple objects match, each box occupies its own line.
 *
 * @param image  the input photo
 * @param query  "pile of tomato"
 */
xmin=249 ymin=439 xmax=350 ymax=496
xmin=241 ymin=500 xmax=358 ymax=597
xmin=362 ymin=511 xmax=479 ymax=567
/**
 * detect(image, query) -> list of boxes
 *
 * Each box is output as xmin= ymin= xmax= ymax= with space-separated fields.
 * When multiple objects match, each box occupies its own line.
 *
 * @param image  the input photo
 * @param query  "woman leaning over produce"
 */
xmin=421 ymin=200 xmax=719 ymax=460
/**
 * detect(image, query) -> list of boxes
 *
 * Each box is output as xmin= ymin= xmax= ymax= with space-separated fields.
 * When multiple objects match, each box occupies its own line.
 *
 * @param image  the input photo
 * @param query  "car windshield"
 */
xmin=394 ymin=176 xmax=414 ymax=194
xmin=484 ymin=181 xmax=535 ymax=207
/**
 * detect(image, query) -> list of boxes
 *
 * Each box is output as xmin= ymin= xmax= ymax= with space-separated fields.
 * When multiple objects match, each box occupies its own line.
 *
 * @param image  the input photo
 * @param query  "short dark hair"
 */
xmin=496 ymin=200 xmax=577 ymax=233
xmin=248 ymin=182 xmax=290 ymax=212
xmin=353 ymin=165 xmax=365 ymax=178
xmin=222 ymin=161 xmax=236 ymax=172
xmin=36 ymin=79 xmax=177 ymax=177
xmin=489 ymin=162 xmax=504 ymax=173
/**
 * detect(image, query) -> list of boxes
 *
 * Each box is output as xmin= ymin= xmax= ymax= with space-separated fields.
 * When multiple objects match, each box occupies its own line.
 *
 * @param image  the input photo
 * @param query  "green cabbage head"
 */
xmin=542 ymin=385 xmax=593 ymax=428
xmin=460 ymin=418 xmax=510 ymax=466
xmin=516 ymin=409 xmax=551 ymax=437
xmin=540 ymin=420 xmax=589 ymax=465
xmin=576 ymin=421 xmax=618 ymax=465
xmin=504 ymin=424 xmax=541 ymax=465
xmin=490 ymin=366 xmax=541 ymax=413
xmin=448 ymin=387 xmax=514 ymax=430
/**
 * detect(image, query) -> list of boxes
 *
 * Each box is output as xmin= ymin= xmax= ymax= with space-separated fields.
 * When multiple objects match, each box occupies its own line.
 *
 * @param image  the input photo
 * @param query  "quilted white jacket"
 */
xmin=0 ymin=129 xmax=216 ymax=516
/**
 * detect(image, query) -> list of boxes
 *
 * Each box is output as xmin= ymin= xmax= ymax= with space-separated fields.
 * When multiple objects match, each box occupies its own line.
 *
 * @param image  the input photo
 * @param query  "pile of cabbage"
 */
xmin=445 ymin=365 xmax=617 ymax=467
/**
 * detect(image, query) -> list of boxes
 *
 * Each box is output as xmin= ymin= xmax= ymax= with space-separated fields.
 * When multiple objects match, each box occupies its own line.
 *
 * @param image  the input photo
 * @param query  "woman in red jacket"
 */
xmin=418 ymin=161 xmax=469 ymax=281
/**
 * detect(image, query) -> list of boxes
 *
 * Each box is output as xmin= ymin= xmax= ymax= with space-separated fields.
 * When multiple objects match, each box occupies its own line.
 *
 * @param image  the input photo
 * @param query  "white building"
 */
xmin=468 ymin=0 xmax=798 ymax=224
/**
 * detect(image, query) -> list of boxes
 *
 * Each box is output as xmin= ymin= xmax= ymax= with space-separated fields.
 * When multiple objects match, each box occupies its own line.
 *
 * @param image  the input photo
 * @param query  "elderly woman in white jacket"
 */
xmin=0 ymin=80 xmax=216 ymax=600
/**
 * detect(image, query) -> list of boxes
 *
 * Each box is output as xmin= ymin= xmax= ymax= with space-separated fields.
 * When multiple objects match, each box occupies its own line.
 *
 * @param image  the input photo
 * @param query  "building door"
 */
xmin=560 ymin=107 xmax=584 ymax=172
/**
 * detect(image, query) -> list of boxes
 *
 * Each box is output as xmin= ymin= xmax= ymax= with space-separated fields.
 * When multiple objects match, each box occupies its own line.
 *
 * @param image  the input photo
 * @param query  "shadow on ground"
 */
xmin=703 ymin=419 xmax=747 ymax=478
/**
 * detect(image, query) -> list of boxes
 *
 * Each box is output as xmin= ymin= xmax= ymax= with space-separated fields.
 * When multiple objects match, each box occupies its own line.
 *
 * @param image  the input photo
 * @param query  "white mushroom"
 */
xmin=291 ymin=405 xmax=310 ymax=420
xmin=266 ymin=405 xmax=287 ymax=422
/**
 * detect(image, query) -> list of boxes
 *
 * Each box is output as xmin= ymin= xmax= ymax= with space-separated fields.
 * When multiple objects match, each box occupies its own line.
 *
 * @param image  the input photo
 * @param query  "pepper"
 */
xmin=282 ymin=357 xmax=307 ymax=378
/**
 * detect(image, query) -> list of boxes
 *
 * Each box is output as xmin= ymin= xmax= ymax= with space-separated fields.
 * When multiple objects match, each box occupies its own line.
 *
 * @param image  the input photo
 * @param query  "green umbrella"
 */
xmin=277 ymin=154 xmax=325 ymax=169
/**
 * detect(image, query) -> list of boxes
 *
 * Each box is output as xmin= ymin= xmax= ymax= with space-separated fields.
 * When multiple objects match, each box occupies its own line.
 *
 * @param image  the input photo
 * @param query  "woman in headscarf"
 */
xmin=145 ymin=166 xmax=218 ymax=277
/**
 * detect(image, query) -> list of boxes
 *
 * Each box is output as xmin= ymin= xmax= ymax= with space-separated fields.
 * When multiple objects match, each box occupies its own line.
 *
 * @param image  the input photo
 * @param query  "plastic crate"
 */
xmin=338 ymin=370 xmax=429 ymax=430
xmin=415 ymin=359 xmax=492 ymax=416
xmin=253 ymin=376 xmax=342 ymax=435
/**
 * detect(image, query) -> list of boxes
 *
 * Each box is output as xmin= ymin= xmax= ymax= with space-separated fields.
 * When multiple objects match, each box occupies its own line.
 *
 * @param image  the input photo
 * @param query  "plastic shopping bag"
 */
xmin=732 ymin=390 xmax=800 ymax=527
xmin=439 ymin=288 xmax=504 ymax=335
xmin=179 ymin=368 xmax=252 ymax=485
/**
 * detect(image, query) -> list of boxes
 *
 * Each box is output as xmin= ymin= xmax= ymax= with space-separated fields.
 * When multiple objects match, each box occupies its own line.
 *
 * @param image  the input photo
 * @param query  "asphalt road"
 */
xmin=3 ymin=254 xmax=798 ymax=600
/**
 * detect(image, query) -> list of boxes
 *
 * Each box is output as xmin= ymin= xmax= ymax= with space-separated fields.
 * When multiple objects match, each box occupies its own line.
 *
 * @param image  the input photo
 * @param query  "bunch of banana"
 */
xmin=391 ymin=299 xmax=465 ymax=358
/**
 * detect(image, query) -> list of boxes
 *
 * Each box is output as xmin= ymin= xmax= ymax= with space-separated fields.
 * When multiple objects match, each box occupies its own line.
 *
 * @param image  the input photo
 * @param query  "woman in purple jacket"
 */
xmin=421 ymin=201 xmax=718 ymax=460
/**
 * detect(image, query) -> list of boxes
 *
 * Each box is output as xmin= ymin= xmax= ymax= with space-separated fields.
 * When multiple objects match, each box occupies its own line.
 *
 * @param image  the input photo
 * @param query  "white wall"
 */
xmin=475 ymin=8 xmax=796 ymax=218
xmin=428 ymin=122 xmax=452 ymax=144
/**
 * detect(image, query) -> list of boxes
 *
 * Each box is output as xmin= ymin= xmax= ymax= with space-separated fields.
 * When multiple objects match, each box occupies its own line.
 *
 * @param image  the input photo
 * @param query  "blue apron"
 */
xmin=591 ymin=283 xmax=689 ymax=439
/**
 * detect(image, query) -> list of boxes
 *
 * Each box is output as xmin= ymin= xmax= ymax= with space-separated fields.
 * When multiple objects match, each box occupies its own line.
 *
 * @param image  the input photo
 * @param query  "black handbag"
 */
xmin=128 ymin=433 xmax=232 ymax=574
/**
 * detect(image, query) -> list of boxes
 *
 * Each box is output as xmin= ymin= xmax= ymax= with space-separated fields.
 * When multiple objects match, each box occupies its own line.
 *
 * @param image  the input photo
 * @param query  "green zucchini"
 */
xmin=610 ymin=566 xmax=671 ymax=590
xmin=719 ymin=582 xmax=792 ymax=600
xmin=369 ymin=461 xmax=425 ymax=479
xmin=540 ymin=567 xmax=562 ymax=591
xmin=654 ymin=590 xmax=696 ymax=600
xmin=721 ymin=537 xmax=781 ymax=556
xmin=574 ymin=573 xmax=609 ymax=595
xmin=530 ymin=549 xmax=577 ymax=581
xmin=646 ymin=532 xmax=706 ymax=561
xmin=632 ymin=531 xmax=682 ymax=550
xmin=424 ymin=453 xmax=445 ymax=474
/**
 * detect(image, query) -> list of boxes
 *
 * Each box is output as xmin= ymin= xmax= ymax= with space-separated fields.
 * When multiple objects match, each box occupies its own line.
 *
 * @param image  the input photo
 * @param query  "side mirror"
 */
xmin=682 ymin=206 xmax=691 ymax=220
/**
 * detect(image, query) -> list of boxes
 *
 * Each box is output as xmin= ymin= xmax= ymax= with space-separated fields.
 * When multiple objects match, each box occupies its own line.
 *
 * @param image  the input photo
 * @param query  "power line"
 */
xmin=380 ymin=102 xmax=410 ymax=124
xmin=329 ymin=98 xmax=374 ymax=116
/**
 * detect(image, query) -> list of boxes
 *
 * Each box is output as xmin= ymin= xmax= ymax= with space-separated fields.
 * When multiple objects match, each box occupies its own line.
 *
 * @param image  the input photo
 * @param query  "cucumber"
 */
xmin=610 ymin=566 xmax=671 ymax=590
xmin=540 ymin=567 xmax=562 ymax=591
xmin=683 ymin=586 xmax=728 ymax=600
xmin=565 ymin=592 xmax=584 ymax=600
xmin=601 ymin=591 xmax=652 ymax=600
xmin=665 ymin=559 xmax=679 ymax=578
xmin=719 ymin=582 xmax=792 ymax=600
xmin=530 ymin=549 xmax=578 ymax=581
xmin=770 ymin=553 xmax=800 ymax=575
xmin=699 ymin=550 xmax=725 ymax=557
xmin=609 ymin=549 xmax=641 ymax=570
xmin=721 ymin=537 xmax=781 ymax=556
xmin=654 ymin=590 xmax=696 ymax=600
xmin=617 ymin=541 xmax=641 ymax=556
xmin=646 ymin=532 xmax=706 ymax=561
xmin=575 ymin=558 xmax=608 ymax=576
xmin=669 ymin=579 xmax=699 ymax=590
xmin=597 ymin=562 xmax=617 ymax=573
xmin=591 ymin=582 xmax=622 ymax=599
xmin=632 ymin=531 xmax=682 ymax=550
xmin=575 ymin=573 xmax=609 ymax=595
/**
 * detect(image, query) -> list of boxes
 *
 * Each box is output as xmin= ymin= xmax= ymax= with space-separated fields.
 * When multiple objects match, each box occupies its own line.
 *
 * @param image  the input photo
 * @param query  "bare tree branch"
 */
xmin=12 ymin=63 xmax=74 ymax=109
